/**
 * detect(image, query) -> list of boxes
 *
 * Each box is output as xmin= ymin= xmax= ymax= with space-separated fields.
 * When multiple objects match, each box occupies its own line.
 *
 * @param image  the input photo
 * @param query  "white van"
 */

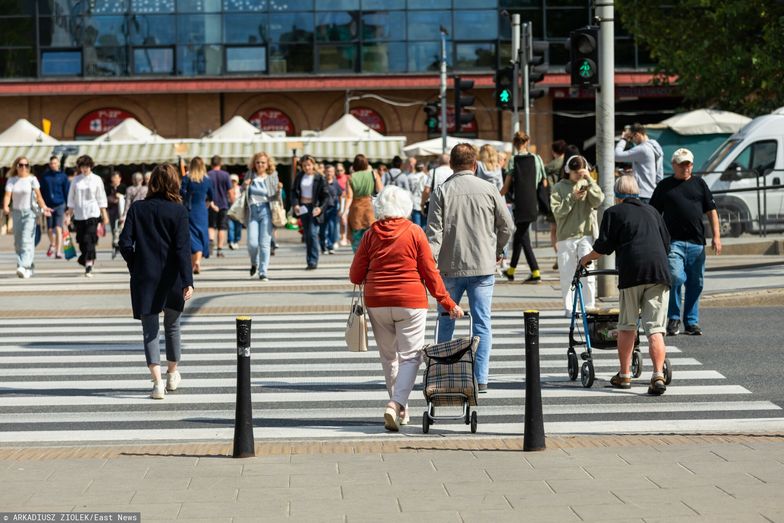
xmin=699 ymin=108 xmax=784 ymax=237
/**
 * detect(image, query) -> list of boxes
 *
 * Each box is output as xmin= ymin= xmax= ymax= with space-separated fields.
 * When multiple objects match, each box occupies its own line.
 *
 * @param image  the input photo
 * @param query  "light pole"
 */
xmin=440 ymin=25 xmax=449 ymax=154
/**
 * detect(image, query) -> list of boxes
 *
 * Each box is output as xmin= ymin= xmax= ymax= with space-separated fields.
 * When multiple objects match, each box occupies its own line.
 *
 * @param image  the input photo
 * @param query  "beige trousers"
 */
xmin=367 ymin=307 xmax=427 ymax=407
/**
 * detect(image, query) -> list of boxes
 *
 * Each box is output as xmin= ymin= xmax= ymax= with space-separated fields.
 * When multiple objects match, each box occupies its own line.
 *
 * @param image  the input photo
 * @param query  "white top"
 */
xmin=407 ymin=171 xmax=428 ymax=212
xmin=425 ymin=165 xmax=454 ymax=192
xmin=67 ymin=173 xmax=108 ymax=220
xmin=300 ymin=174 xmax=314 ymax=200
xmin=5 ymin=176 xmax=40 ymax=211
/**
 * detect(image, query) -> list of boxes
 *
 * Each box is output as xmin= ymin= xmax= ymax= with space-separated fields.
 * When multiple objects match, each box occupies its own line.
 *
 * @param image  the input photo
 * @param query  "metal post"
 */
xmin=522 ymin=22 xmax=531 ymax=136
xmin=440 ymin=27 xmax=448 ymax=154
xmin=596 ymin=1 xmax=616 ymax=298
xmin=233 ymin=316 xmax=255 ymax=458
xmin=511 ymin=14 xmax=521 ymax=137
xmin=523 ymin=310 xmax=546 ymax=451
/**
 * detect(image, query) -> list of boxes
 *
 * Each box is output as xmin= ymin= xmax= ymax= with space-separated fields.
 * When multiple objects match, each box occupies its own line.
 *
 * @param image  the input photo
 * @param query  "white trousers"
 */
xmin=367 ymin=307 xmax=427 ymax=407
xmin=557 ymin=236 xmax=596 ymax=316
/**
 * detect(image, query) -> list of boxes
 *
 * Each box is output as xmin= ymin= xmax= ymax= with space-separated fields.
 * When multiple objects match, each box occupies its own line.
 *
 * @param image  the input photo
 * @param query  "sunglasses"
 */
xmin=17 ymin=163 xmax=29 ymax=168
xmin=255 ymin=160 xmax=267 ymax=164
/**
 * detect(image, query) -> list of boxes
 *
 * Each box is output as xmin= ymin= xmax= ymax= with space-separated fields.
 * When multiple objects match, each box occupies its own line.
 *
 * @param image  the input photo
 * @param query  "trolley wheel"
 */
xmin=580 ymin=361 xmax=595 ymax=388
xmin=567 ymin=351 xmax=579 ymax=381
xmin=470 ymin=411 xmax=478 ymax=433
xmin=422 ymin=412 xmax=430 ymax=434
xmin=465 ymin=407 xmax=471 ymax=425
xmin=663 ymin=358 xmax=672 ymax=385
xmin=631 ymin=351 xmax=643 ymax=378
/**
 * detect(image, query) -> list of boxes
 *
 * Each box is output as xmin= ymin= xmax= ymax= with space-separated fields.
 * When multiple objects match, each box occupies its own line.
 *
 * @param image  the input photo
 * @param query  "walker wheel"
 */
xmin=470 ymin=411 xmax=478 ymax=433
xmin=567 ymin=351 xmax=578 ymax=380
xmin=632 ymin=351 xmax=643 ymax=378
xmin=581 ymin=361 xmax=595 ymax=388
xmin=663 ymin=358 xmax=672 ymax=385
xmin=422 ymin=412 xmax=430 ymax=434
xmin=465 ymin=408 xmax=471 ymax=425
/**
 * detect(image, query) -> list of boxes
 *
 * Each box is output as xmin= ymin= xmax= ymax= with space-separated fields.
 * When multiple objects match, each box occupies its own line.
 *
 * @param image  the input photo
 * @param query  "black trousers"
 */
xmin=510 ymin=221 xmax=539 ymax=271
xmin=74 ymin=217 xmax=99 ymax=264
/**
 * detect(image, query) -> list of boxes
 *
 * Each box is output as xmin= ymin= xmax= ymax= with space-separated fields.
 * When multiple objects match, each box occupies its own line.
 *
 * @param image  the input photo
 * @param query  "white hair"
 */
xmin=374 ymin=185 xmax=413 ymax=220
xmin=614 ymin=175 xmax=640 ymax=196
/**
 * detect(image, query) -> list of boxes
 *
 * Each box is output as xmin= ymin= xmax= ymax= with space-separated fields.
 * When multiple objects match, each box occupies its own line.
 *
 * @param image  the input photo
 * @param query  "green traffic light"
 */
xmin=426 ymin=117 xmax=438 ymax=130
xmin=499 ymin=89 xmax=511 ymax=103
xmin=579 ymin=59 xmax=594 ymax=78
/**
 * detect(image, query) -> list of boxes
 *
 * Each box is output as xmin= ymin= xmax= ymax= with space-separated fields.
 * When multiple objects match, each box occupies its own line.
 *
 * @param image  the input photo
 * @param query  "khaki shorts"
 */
xmin=618 ymin=283 xmax=670 ymax=336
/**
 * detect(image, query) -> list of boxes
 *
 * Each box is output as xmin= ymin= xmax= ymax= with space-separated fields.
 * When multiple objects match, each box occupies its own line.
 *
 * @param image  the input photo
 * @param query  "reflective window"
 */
xmin=41 ymin=50 xmax=82 ymax=75
xmin=407 ymin=11 xmax=450 ymax=40
xmin=547 ymin=0 xmax=583 ymax=5
xmin=269 ymin=13 xmax=314 ymax=43
xmin=128 ymin=15 xmax=176 ymax=45
xmin=362 ymin=12 xmax=405 ymax=41
xmin=0 ymin=48 xmax=35 ymax=77
xmin=177 ymin=14 xmax=222 ymax=44
xmin=315 ymin=12 xmax=358 ymax=42
xmin=362 ymin=42 xmax=405 ymax=72
xmin=455 ymin=42 xmax=495 ymax=69
xmin=407 ymin=0 xmax=449 ymax=9
xmin=178 ymin=44 xmax=223 ymax=74
xmin=133 ymin=47 xmax=175 ymax=73
xmin=86 ymin=0 xmax=128 ymax=14
xmin=130 ymin=0 xmax=176 ymax=13
xmin=615 ymin=39 xmax=635 ymax=69
xmin=315 ymin=0 xmax=359 ymax=10
xmin=226 ymin=46 xmax=267 ymax=72
xmin=500 ymin=9 xmax=542 ymax=39
xmin=318 ymin=44 xmax=357 ymax=72
xmin=453 ymin=10 xmax=497 ymax=39
xmin=546 ymin=8 xmax=589 ymax=38
xmin=408 ymin=41 xmax=449 ymax=71
xmin=454 ymin=0 xmax=495 ymax=7
xmin=362 ymin=0 xmax=404 ymax=8
xmin=83 ymin=16 xmax=127 ymax=46
xmin=0 ymin=17 xmax=35 ymax=47
xmin=269 ymin=43 xmax=313 ymax=72
xmin=177 ymin=0 xmax=221 ymax=12
xmin=84 ymin=46 xmax=127 ymax=76
xmin=38 ymin=17 xmax=80 ymax=47
xmin=223 ymin=0 xmax=267 ymax=11
xmin=224 ymin=14 xmax=266 ymax=44
xmin=269 ymin=0 xmax=313 ymax=11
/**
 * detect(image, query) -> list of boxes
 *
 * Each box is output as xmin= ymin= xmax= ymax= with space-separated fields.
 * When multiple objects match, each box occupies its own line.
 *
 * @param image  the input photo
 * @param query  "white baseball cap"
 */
xmin=671 ymin=148 xmax=694 ymax=164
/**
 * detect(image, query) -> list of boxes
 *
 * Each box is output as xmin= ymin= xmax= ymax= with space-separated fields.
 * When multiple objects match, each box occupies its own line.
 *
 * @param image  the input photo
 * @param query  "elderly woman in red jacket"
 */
xmin=350 ymin=185 xmax=463 ymax=432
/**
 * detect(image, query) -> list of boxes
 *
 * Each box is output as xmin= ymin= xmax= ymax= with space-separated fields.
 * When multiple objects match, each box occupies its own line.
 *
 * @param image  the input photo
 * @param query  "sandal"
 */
xmin=610 ymin=373 xmax=631 ymax=389
xmin=648 ymin=376 xmax=666 ymax=396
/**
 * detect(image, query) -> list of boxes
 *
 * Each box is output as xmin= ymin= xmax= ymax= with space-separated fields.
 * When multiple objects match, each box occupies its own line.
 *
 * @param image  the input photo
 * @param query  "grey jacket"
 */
xmin=614 ymin=139 xmax=664 ymax=198
xmin=427 ymin=170 xmax=515 ymax=278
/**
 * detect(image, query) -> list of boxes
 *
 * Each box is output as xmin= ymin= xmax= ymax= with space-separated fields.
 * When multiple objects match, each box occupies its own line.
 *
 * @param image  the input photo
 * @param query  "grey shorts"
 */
xmin=618 ymin=283 xmax=670 ymax=336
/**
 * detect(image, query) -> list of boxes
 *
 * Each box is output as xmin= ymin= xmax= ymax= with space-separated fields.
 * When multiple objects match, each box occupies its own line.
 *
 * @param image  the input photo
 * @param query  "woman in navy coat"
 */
xmin=119 ymin=163 xmax=194 ymax=400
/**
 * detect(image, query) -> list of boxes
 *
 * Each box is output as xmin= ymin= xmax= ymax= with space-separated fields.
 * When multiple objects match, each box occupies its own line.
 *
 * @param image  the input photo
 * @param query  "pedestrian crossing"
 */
xmin=0 ymin=312 xmax=782 ymax=444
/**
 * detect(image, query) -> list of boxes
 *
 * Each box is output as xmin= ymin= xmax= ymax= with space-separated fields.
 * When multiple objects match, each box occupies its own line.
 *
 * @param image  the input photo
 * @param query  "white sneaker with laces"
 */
xmin=150 ymin=380 xmax=166 ymax=399
xmin=166 ymin=371 xmax=181 ymax=392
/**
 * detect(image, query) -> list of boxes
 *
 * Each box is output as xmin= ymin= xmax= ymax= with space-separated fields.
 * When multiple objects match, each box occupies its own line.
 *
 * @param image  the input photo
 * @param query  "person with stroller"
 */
xmin=579 ymin=175 xmax=672 ymax=395
xmin=350 ymin=186 xmax=463 ymax=432
xmin=550 ymin=155 xmax=604 ymax=316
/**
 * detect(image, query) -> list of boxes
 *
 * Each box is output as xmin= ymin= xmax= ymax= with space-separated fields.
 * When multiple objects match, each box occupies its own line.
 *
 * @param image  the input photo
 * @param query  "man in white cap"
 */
xmin=650 ymin=148 xmax=721 ymax=337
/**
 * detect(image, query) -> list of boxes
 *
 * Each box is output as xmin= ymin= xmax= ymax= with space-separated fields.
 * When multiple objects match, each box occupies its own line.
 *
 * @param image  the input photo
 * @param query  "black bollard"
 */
xmin=523 ymin=310 xmax=546 ymax=451
xmin=233 ymin=316 xmax=255 ymax=458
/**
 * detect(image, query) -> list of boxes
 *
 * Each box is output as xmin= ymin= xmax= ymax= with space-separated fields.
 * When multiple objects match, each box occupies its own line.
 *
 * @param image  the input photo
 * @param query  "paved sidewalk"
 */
xmin=1 ymin=435 xmax=782 ymax=522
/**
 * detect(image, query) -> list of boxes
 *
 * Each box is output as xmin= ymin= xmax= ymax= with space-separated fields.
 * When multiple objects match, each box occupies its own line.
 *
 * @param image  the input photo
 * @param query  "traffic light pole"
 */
xmin=440 ymin=28 xmax=448 ymax=154
xmin=511 ymin=14 xmax=521 ymax=137
xmin=596 ymin=1 xmax=616 ymax=298
xmin=522 ymin=22 xmax=531 ymax=136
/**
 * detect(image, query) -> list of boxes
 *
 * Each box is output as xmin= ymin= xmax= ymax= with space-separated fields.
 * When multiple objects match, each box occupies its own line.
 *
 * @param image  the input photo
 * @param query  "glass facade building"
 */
xmin=0 ymin=0 xmax=651 ymax=79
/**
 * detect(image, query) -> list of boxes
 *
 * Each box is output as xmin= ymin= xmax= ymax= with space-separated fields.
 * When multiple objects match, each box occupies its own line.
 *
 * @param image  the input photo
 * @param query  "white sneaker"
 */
xmin=16 ymin=267 xmax=27 ymax=278
xmin=166 ymin=371 xmax=181 ymax=392
xmin=150 ymin=380 xmax=166 ymax=399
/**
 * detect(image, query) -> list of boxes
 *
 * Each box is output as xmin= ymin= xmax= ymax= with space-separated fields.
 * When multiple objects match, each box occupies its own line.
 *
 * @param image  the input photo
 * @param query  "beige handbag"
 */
xmin=270 ymin=194 xmax=287 ymax=228
xmin=345 ymin=285 xmax=368 ymax=352
xmin=227 ymin=189 xmax=248 ymax=224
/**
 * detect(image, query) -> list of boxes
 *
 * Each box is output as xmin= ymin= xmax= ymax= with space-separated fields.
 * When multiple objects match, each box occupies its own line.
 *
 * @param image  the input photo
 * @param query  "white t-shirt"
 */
xmin=407 ymin=171 xmax=428 ymax=212
xmin=5 ymin=176 xmax=40 ymax=211
xmin=425 ymin=165 xmax=454 ymax=192
xmin=67 ymin=173 xmax=108 ymax=220
xmin=300 ymin=174 xmax=314 ymax=200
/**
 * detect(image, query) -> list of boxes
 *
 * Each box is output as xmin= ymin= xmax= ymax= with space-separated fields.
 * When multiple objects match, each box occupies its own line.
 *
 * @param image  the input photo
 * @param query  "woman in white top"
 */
xmin=2 ymin=156 xmax=51 ymax=278
xmin=244 ymin=152 xmax=280 ymax=281
xmin=65 ymin=155 xmax=109 ymax=277
xmin=476 ymin=145 xmax=504 ymax=190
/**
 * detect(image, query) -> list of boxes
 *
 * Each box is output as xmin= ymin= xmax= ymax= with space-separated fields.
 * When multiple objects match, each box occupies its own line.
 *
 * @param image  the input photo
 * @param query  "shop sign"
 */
xmin=75 ymin=108 xmax=136 ymax=138
xmin=349 ymin=107 xmax=386 ymax=134
xmin=249 ymin=108 xmax=295 ymax=135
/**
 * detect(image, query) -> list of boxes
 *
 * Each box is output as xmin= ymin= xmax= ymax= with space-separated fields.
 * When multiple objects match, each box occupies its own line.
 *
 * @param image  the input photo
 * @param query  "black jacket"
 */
xmin=119 ymin=196 xmax=193 ymax=319
xmin=290 ymin=172 xmax=331 ymax=224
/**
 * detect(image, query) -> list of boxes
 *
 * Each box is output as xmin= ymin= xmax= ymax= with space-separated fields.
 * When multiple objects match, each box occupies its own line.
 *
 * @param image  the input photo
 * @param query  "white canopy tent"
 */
xmin=403 ymin=136 xmax=512 ymax=157
xmin=648 ymin=109 xmax=751 ymax=135
xmin=0 ymin=119 xmax=59 ymax=166
xmin=317 ymin=113 xmax=383 ymax=138
xmin=0 ymin=119 xmax=59 ymax=145
xmin=94 ymin=118 xmax=164 ymax=142
xmin=206 ymin=116 xmax=272 ymax=140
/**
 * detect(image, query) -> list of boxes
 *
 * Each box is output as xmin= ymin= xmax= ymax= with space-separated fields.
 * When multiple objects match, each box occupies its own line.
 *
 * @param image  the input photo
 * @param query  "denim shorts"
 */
xmin=47 ymin=203 xmax=66 ymax=229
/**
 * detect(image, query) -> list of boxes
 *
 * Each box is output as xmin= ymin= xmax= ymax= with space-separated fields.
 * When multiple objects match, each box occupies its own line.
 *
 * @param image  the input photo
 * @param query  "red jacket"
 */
xmin=349 ymin=218 xmax=456 ymax=311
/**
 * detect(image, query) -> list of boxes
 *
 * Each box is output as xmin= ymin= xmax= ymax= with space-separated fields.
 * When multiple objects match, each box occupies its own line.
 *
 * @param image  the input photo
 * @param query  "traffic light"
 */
xmin=494 ymin=66 xmax=514 ymax=110
xmin=568 ymin=26 xmax=599 ymax=87
xmin=527 ymin=37 xmax=549 ymax=101
xmin=453 ymin=76 xmax=475 ymax=133
xmin=423 ymin=101 xmax=439 ymax=131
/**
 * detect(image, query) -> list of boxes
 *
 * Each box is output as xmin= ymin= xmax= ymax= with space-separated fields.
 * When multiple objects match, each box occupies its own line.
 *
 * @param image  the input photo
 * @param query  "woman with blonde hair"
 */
xmin=476 ymin=144 xmax=503 ymax=190
xmin=244 ymin=152 xmax=280 ymax=280
xmin=551 ymin=155 xmax=605 ymax=316
xmin=180 ymin=156 xmax=217 ymax=274
xmin=350 ymin=186 xmax=463 ymax=431
xmin=2 ymin=156 xmax=51 ymax=278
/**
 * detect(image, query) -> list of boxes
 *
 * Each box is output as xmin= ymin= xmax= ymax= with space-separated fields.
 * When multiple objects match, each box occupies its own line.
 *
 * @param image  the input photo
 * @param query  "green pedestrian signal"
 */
xmin=494 ymin=66 xmax=514 ymax=110
xmin=578 ymin=59 xmax=594 ymax=78
xmin=499 ymin=89 xmax=511 ymax=104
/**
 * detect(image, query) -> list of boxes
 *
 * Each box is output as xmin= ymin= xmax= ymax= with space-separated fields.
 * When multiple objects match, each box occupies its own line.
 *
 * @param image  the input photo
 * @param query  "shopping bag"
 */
xmin=345 ymin=285 xmax=368 ymax=352
xmin=270 ymin=196 xmax=287 ymax=228
xmin=227 ymin=189 xmax=248 ymax=224
xmin=63 ymin=231 xmax=77 ymax=260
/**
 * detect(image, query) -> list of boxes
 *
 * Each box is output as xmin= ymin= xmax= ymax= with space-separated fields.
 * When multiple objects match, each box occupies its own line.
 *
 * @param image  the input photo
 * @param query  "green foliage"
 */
xmin=616 ymin=0 xmax=784 ymax=116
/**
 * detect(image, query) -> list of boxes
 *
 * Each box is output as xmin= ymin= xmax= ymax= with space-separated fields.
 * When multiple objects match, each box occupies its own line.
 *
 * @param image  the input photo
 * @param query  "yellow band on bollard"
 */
xmin=236 ymin=316 xmax=252 ymax=321
xmin=524 ymin=310 xmax=539 ymax=314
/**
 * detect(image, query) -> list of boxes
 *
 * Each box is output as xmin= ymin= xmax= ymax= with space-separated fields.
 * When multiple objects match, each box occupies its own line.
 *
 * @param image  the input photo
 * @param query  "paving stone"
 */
xmin=131 ymin=487 xmax=238 ymax=504
xmin=611 ymin=485 xmax=728 ymax=504
xmin=4 ymin=466 xmax=56 ymax=481
xmin=242 ymin=462 xmax=337 ymax=476
xmin=573 ymin=501 xmax=695 ymax=521
xmin=334 ymin=471 xmax=391 ymax=486
xmin=443 ymin=479 xmax=550 ymax=497
xmin=236 ymin=486 xmax=341 ymax=502
xmin=643 ymin=515 xmax=770 ymax=523
xmin=88 ymin=477 xmax=190 ymax=493
xmin=461 ymin=506 xmax=580 ymax=523
xmin=187 ymin=475 xmax=289 ymax=490
xmin=47 ymin=469 xmax=149 ymax=482
xmin=645 ymin=469 xmax=764 ymax=489
xmin=483 ymin=465 xmax=590 ymax=482
xmin=177 ymin=500 xmax=287 ymax=519
xmin=348 ymin=512 xmax=460 ymax=523
xmin=547 ymin=476 xmax=657 ymax=493
xmin=27 ymin=489 xmax=135 ymax=506
xmin=289 ymin=497 xmax=399 ymax=518
xmin=386 ymin=469 xmax=489 ymax=486
xmin=506 ymin=490 xmax=623 ymax=509
xmin=76 ymin=503 xmax=182 ymax=520
xmin=341 ymin=483 xmax=447 ymax=502
xmin=399 ymin=493 xmax=510 ymax=513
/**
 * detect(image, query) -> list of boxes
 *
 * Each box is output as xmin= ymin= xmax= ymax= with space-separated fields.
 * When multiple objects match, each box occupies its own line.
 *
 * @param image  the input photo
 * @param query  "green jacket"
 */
xmin=550 ymin=178 xmax=604 ymax=242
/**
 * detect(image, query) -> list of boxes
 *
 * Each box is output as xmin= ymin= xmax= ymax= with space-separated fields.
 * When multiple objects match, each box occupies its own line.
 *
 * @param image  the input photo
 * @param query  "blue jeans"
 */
xmin=319 ymin=207 xmax=338 ymax=251
xmin=436 ymin=275 xmax=495 ymax=385
xmin=228 ymin=218 xmax=242 ymax=244
xmin=667 ymin=240 xmax=706 ymax=326
xmin=247 ymin=203 xmax=272 ymax=276
xmin=411 ymin=210 xmax=425 ymax=230
xmin=13 ymin=208 xmax=36 ymax=270
xmin=300 ymin=208 xmax=320 ymax=267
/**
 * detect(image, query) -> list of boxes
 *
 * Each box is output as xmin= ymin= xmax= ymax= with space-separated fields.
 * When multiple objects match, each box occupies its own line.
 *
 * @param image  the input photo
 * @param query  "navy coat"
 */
xmin=290 ymin=172 xmax=331 ymax=224
xmin=119 ymin=196 xmax=194 ymax=320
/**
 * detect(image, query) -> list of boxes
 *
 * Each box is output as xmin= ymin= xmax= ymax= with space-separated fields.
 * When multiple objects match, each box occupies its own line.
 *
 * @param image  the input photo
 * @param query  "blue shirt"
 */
xmin=208 ymin=169 xmax=232 ymax=209
xmin=39 ymin=168 xmax=70 ymax=207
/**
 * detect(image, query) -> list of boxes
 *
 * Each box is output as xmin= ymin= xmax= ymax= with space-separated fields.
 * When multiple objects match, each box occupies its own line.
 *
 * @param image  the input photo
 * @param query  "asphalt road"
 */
xmin=671 ymin=306 xmax=783 ymax=408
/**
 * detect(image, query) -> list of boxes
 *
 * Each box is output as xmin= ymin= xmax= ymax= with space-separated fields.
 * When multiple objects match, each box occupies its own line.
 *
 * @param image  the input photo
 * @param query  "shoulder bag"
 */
xmin=269 ymin=180 xmax=287 ymax=228
xmin=345 ymin=285 xmax=368 ymax=352
xmin=227 ymin=188 xmax=248 ymax=224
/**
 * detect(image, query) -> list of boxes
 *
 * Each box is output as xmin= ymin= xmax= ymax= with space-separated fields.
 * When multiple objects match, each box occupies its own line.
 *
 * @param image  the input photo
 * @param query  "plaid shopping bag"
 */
xmin=423 ymin=336 xmax=480 ymax=407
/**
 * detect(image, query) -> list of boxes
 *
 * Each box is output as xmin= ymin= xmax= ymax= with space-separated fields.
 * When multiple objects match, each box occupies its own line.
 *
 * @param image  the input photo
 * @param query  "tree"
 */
xmin=616 ymin=0 xmax=784 ymax=116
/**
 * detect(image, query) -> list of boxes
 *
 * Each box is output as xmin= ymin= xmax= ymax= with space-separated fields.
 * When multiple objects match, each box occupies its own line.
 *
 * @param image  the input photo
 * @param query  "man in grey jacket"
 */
xmin=427 ymin=143 xmax=515 ymax=392
xmin=614 ymin=123 xmax=664 ymax=203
